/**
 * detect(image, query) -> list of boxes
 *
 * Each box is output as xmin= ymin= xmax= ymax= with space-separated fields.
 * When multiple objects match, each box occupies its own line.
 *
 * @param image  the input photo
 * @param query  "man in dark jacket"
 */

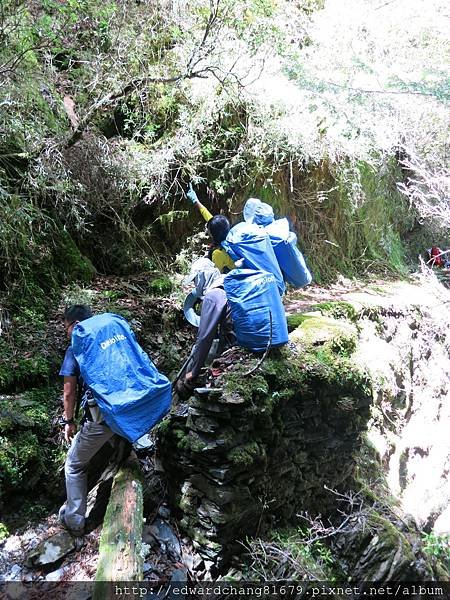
xmin=178 ymin=258 xmax=235 ymax=397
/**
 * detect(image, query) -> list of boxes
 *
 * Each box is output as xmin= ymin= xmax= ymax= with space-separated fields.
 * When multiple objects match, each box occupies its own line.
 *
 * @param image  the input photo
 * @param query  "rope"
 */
xmin=244 ymin=309 xmax=273 ymax=376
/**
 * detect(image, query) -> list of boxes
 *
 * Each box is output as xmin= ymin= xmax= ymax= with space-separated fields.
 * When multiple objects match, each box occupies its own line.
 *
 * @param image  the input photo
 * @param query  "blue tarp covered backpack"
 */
xmin=224 ymin=269 xmax=288 ymax=352
xmin=222 ymin=222 xmax=285 ymax=295
xmin=265 ymin=218 xmax=312 ymax=288
xmin=71 ymin=313 xmax=171 ymax=443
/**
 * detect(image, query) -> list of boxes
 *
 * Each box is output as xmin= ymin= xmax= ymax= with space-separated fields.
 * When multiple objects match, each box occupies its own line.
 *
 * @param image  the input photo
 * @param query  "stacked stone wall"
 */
xmin=159 ymin=341 xmax=372 ymax=568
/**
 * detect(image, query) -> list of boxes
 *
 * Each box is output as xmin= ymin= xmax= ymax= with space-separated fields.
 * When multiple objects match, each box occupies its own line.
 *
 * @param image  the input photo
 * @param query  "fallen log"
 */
xmin=93 ymin=451 xmax=144 ymax=598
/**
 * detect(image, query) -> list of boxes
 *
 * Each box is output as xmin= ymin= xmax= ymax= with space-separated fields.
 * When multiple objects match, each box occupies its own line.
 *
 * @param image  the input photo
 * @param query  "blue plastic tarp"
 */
xmin=71 ymin=313 xmax=171 ymax=442
xmin=222 ymin=222 xmax=285 ymax=295
xmin=265 ymin=218 xmax=312 ymax=288
xmin=224 ymin=269 xmax=288 ymax=352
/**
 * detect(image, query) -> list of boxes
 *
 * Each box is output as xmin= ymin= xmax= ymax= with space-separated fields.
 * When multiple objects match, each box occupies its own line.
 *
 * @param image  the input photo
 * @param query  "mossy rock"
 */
xmin=337 ymin=438 xmax=440 ymax=581
xmin=221 ymin=370 xmax=269 ymax=405
xmin=0 ymin=351 xmax=51 ymax=393
xmin=351 ymin=511 xmax=432 ymax=581
xmin=52 ymin=231 xmax=96 ymax=284
xmin=286 ymin=313 xmax=311 ymax=331
xmin=227 ymin=442 xmax=264 ymax=468
xmin=310 ymin=301 xmax=359 ymax=323
xmin=0 ymin=388 xmax=60 ymax=504
xmin=290 ymin=312 xmax=357 ymax=351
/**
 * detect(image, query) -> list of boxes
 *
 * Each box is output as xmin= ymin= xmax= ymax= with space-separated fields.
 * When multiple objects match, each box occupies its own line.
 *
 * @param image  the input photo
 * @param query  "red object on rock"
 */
xmin=430 ymin=246 xmax=443 ymax=267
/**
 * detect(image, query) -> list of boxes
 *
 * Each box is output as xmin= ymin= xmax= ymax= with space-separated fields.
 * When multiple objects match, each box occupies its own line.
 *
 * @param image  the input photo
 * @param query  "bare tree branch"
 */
xmin=322 ymin=79 xmax=441 ymax=99
xmin=397 ymin=145 xmax=450 ymax=229
xmin=63 ymin=0 xmax=237 ymax=148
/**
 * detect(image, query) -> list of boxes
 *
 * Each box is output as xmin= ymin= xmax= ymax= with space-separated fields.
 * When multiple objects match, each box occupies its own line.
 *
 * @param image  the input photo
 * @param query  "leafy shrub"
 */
xmin=422 ymin=532 xmax=450 ymax=570
xmin=0 ymin=387 xmax=60 ymax=505
xmin=148 ymin=277 xmax=173 ymax=296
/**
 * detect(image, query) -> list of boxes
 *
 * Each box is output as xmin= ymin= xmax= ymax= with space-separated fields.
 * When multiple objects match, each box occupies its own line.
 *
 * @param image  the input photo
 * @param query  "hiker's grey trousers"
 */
xmin=64 ymin=421 xmax=116 ymax=531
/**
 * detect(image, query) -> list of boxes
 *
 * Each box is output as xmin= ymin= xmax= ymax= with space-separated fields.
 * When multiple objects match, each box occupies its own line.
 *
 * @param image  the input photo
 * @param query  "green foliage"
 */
xmin=422 ymin=533 xmax=450 ymax=570
xmin=0 ymin=308 xmax=61 ymax=393
xmin=153 ymin=211 xmax=189 ymax=232
xmin=227 ymin=442 xmax=261 ymax=467
xmin=0 ymin=522 xmax=9 ymax=541
xmin=239 ymin=158 xmax=414 ymax=283
xmin=0 ymin=189 xmax=95 ymax=309
xmin=277 ymin=529 xmax=335 ymax=568
xmin=148 ymin=276 xmax=173 ymax=296
xmin=0 ymin=387 xmax=59 ymax=503
xmin=0 ymin=389 xmax=55 ymax=435
xmin=244 ymin=526 xmax=339 ymax=580
xmin=308 ymin=160 xmax=412 ymax=281
xmin=1 ymin=0 xmax=447 ymax=295
xmin=0 ymin=354 xmax=50 ymax=394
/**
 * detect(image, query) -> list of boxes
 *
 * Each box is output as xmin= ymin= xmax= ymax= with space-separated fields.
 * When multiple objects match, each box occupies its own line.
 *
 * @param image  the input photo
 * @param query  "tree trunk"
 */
xmin=93 ymin=452 xmax=144 ymax=597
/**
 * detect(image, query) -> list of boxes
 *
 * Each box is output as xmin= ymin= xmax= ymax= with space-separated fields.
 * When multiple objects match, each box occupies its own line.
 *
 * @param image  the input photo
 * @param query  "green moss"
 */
xmin=154 ymin=416 xmax=172 ymax=437
xmin=294 ymin=314 xmax=364 ymax=370
xmin=367 ymin=511 xmax=415 ymax=565
xmin=222 ymin=370 xmax=269 ymax=405
xmin=328 ymin=334 xmax=357 ymax=357
xmin=0 ymin=522 xmax=9 ymax=541
xmin=172 ymin=428 xmax=207 ymax=453
xmin=286 ymin=313 xmax=312 ymax=331
xmin=148 ymin=276 xmax=173 ymax=296
xmin=353 ymin=437 xmax=399 ymax=505
xmin=292 ymin=313 xmax=357 ymax=346
xmin=264 ymin=349 xmax=303 ymax=380
xmin=0 ymin=387 xmax=60 ymax=503
xmin=311 ymin=301 xmax=358 ymax=323
xmin=0 ymin=390 xmax=52 ymax=434
xmin=228 ymin=442 xmax=262 ymax=467
xmin=94 ymin=459 xmax=144 ymax=587
xmin=52 ymin=231 xmax=96 ymax=284
xmin=0 ymin=347 xmax=51 ymax=392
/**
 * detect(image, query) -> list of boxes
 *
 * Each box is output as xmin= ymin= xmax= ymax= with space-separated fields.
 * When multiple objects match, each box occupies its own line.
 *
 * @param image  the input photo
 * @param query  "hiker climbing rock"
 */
xmin=58 ymin=304 xmax=115 ymax=537
xmin=176 ymin=258 xmax=235 ymax=400
xmin=186 ymin=183 xmax=235 ymax=273
xmin=58 ymin=305 xmax=171 ymax=537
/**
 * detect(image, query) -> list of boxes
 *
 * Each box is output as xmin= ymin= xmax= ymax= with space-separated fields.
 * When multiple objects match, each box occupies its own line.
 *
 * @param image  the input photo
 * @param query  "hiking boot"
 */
xmin=58 ymin=505 xmax=84 ymax=537
xmin=175 ymin=378 xmax=195 ymax=401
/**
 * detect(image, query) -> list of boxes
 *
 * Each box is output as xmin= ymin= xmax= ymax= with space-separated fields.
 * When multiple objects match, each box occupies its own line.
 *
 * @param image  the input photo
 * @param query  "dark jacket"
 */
xmin=189 ymin=287 xmax=235 ymax=378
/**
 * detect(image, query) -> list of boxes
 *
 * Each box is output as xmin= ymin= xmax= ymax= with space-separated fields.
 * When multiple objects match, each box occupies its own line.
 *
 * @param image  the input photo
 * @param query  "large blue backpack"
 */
xmin=222 ymin=222 xmax=285 ymax=295
xmin=71 ymin=313 xmax=171 ymax=443
xmin=265 ymin=218 xmax=312 ymax=288
xmin=224 ymin=269 xmax=288 ymax=352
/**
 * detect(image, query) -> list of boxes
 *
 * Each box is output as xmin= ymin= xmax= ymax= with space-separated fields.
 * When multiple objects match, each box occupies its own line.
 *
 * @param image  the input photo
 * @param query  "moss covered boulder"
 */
xmin=0 ymin=388 xmax=63 ymax=510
